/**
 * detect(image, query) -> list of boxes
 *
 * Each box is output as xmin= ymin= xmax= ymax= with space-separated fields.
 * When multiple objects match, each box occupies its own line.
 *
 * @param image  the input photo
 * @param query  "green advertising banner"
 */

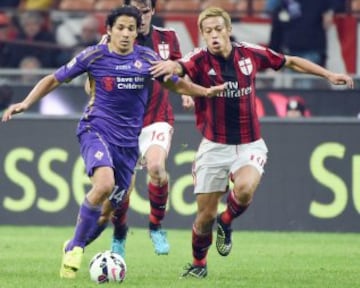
xmin=0 ymin=116 xmax=359 ymax=232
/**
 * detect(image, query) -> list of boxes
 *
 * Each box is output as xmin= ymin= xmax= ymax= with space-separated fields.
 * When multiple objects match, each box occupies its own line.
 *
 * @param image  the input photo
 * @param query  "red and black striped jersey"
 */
xmin=136 ymin=25 xmax=182 ymax=127
xmin=180 ymin=42 xmax=286 ymax=144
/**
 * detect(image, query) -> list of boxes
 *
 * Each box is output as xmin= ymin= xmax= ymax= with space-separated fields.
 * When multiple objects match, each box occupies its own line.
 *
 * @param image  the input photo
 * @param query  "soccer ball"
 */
xmin=89 ymin=251 xmax=127 ymax=284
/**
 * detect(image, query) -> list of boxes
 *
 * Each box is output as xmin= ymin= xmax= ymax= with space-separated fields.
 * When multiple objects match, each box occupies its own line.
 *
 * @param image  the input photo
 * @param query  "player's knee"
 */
xmin=233 ymin=182 xmax=256 ymax=204
xmin=97 ymin=181 xmax=116 ymax=197
xmin=147 ymin=162 xmax=163 ymax=175
xmin=148 ymin=164 xmax=167 ymax=184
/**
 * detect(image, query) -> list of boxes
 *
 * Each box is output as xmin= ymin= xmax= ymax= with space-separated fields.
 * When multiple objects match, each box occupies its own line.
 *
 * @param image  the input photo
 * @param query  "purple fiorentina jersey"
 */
xmin=54 ymin=44 xmax=161 ymax=146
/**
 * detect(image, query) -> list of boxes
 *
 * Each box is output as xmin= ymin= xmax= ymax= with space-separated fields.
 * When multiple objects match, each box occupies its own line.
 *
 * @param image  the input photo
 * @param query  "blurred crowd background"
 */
xmin=0 ymin=0 xmax=359 ymax=116
xmin=0 ymin=0 xmax=356 ymax=68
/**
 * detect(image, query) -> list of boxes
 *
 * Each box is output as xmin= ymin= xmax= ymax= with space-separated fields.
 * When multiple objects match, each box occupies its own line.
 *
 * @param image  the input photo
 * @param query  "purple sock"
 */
xmin=85 ymin=222 xmax=109 ymax=247
xmin=66 ymin=198 xmax=101 ymax=251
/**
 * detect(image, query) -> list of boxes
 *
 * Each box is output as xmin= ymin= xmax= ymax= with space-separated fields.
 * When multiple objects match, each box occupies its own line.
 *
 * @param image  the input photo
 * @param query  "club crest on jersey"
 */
xmin=134 ymin=60 xmax=142 ymax=69
xmin=158 ymin=43 xmax=170 ymax=59
xmin=94 ymin=151 xmax=104 ymax=160
xmin=238 ymin=58 xmax=253 ymax=75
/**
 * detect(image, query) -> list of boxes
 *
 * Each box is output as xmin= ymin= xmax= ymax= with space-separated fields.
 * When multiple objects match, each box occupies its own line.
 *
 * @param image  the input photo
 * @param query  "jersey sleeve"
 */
xmin=54 ymin=46 xmax=96 ymax=83
xmin=264 ymin=47 xmax=286 ymax=70
xmin=169 ymin=30 xmax=182 ymax=60
xmin=240 ymin=42 xmax=286 ymax=71
xmin=178 ymin=47 xmax=204 ymax=80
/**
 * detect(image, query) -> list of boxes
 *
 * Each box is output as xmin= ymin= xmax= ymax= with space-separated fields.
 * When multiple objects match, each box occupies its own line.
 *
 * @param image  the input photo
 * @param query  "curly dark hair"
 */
xmin=106 ymin=5 xmax=142 ymax=29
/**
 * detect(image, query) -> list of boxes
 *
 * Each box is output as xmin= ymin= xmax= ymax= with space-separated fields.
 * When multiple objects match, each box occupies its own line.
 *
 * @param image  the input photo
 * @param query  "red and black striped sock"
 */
xmin=112 ymin=197 xmax=130 ymax=239
xmin=148 ymin=181 xmax=168 ymax=230
xmin=221 ymin=190 xmax=250 ymax=225
xmin=192 ymin=225 xmax=211 ymax=267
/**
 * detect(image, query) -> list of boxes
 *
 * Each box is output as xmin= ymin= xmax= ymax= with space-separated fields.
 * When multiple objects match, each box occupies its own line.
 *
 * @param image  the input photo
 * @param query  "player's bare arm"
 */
xmin=150 ymin=60 xmax=225 ymax=96
xmin=150 ymin=60 xmax=183 ymax=78
xmin=284 ymin=55 xmax=354 ymax=88
xmin=161 ymin=76 xmax=226 ymax=98
xmin=150 ymin=61 xmax=195 ymax=108
xmin=2 ymin=74 xmax=60 ymax=122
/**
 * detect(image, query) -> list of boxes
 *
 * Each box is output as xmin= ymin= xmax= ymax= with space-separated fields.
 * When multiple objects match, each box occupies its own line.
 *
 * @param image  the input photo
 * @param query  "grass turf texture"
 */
xmin=0 ymin=226 xmax=359 ymax=288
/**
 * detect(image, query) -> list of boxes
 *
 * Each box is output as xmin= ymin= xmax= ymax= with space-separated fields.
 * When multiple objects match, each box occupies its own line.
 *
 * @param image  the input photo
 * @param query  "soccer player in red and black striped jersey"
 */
xmin=151 ymin=6 xmax=353 ymax=278
xmin=84 ymin=0 xmax=188 ymax=257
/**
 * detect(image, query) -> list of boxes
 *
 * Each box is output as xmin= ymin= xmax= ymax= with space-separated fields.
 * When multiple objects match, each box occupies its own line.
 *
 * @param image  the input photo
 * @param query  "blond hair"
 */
xmin=197 ymin=6 xmax=232 ymax=32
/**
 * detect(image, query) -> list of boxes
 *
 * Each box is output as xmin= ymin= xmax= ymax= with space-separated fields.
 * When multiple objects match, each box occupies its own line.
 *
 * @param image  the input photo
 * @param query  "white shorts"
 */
xmin=193 ymin=138 xmax=268 ymax=194
xmin=136 ymin=122 xmax=174 ymax=169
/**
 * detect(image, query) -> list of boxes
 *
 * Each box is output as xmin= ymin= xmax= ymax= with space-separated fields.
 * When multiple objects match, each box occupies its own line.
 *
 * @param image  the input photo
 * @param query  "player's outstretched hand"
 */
xmin=150 ymin=60 xmax=178 ymax=78
xmin=327 ymin=73 xmax=354 ymax=88
xmin=205 ymin=82 xmax=227 ymax=97
xmin=2 ymin=102 xmax=28 ymax=122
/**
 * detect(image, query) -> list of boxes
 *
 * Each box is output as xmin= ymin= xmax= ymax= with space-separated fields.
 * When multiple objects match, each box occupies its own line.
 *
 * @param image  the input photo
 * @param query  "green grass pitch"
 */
xmin=0 ymin=226 xmax=359 ymax=288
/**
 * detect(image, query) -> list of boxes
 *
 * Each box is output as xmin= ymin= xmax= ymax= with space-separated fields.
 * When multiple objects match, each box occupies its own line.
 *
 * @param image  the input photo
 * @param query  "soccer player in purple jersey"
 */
xmin=83 ymin=0 xmax=192 ymax=258
xmin=150 ymin=6 xmax=354 ymax=278
xmin=2 ymin=6 xmax=226 ymax=279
